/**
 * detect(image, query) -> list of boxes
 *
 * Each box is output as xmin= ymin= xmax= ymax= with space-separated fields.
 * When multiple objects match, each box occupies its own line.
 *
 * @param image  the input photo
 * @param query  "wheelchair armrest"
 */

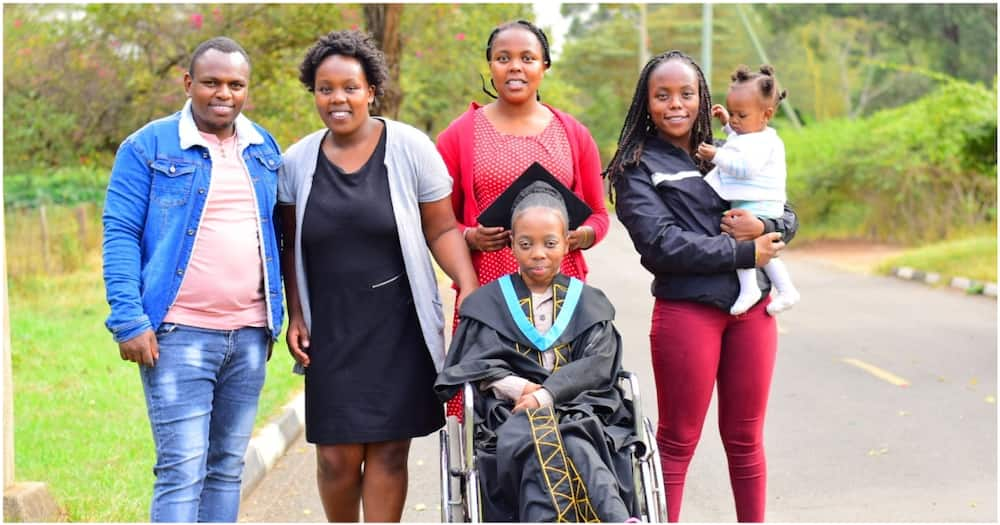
xmin=617 ymin=370 xmax=641 ymax=401
xmin=617 ymin=370 xmax=650 ymax=458
xmin=463 ymin=382 xmax=476 ymax=473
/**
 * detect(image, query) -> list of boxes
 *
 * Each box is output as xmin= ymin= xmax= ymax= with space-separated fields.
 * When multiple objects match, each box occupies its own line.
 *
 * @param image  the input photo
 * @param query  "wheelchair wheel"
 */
xmin=640 ymin=416 xmax=668 ymax=522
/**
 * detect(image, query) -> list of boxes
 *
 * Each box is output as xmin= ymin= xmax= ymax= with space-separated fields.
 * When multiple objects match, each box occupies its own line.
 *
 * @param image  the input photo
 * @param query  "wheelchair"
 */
xmin=439 ymin=370 xmax=667 ymax=522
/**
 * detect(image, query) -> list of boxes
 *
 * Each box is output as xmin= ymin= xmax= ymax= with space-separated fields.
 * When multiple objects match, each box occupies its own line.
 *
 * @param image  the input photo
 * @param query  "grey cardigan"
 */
xmin=278 ymin=118 xmax=451 ymax=371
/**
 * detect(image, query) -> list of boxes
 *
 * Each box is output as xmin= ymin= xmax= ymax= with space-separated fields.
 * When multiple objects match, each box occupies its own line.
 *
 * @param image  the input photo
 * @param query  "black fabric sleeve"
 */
xmin=434 ymin=319 xmax=515 ymax=402
xmin=734 ymin=239 xmax=756 ymax=269
xmin=542 ymin=322 xmax=621 ymax=405
xmin=760 ymin=202 xmax=799 ymax=244
xmin=613 ymin=166 xmax=754 ymax=273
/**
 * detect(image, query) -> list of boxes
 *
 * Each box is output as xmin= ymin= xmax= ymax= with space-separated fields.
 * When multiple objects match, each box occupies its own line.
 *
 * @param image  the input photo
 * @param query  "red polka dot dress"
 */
xmin=444 ymin=109 xmax=588 ymax=419
xmin=444 ymin=107 xmax=604 ymax=418
xmin=470 ymin=107 xmax=586 ymax=285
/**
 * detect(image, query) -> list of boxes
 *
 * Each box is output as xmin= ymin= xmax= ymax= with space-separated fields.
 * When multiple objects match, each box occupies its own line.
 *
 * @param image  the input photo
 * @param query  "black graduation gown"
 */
xmin=435 ymin=273 xmax=639 ymax=522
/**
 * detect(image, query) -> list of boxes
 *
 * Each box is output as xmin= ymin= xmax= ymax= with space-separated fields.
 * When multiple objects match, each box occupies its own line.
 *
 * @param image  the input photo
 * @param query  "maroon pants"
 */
xmin=649 ymin=297 xmax=777 ymax=522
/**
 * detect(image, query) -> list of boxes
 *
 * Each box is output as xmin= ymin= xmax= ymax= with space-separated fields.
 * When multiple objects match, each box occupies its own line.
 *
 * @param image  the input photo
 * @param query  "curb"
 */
xmin=240 ymin=391 xmax=306 ymax=500
xmin=890 ymin=266 xmax=997 ymax=298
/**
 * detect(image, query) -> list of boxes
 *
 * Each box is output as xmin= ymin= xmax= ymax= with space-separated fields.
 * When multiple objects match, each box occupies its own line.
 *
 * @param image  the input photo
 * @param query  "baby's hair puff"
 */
xmin=731 ymin=64 xmax=787 ymax=106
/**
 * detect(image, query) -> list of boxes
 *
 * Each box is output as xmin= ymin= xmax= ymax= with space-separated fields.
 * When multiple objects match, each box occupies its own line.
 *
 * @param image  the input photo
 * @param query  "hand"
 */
xmin=513 ymin=382 xmax=543 ymax=412
xmin=119 ymin=329 xmax=159 ymax=367
xmin=513 ymin=392 xmax=541 ymax=413
xmin=285 ymin=316 xmax=311 ymax=368
xmin=567 ymin=226 xmax=594 ymax=251
xmin=466 ymin=224 xmax=508 ymax=252
xmin=521 ymin=382 xmax=542 ymax=396
xmin=721 ymin=209 xmax=765 ymax=241
xmin=711 ymin=104 xmax=730 ymax=125
xmin=696 ymin=142 xmax=717 ymax=161
xmin=753 ymin=232 xmax=785 ymax=267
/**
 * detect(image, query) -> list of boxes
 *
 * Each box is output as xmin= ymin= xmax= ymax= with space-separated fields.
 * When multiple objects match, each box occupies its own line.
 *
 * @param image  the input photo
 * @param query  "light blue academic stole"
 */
xmin=498 ymin=274 xmax=584 ymax=352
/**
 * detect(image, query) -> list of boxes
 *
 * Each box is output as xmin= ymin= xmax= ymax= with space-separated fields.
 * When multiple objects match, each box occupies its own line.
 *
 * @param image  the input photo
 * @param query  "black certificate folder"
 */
xmin=476 ymin=161 xmax=592 ymax=231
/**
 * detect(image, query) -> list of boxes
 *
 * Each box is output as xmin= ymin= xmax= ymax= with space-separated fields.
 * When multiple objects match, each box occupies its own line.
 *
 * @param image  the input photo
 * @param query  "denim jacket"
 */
xmin=103 ymin=100 xmax=284 ymax=343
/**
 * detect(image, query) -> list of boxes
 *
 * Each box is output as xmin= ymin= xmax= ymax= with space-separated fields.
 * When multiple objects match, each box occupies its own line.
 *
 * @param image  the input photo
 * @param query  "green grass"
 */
xmin=8 ymin=259 xmax=302 ymax=522
xmin=877 ymin=234 xmax=998 ymax=284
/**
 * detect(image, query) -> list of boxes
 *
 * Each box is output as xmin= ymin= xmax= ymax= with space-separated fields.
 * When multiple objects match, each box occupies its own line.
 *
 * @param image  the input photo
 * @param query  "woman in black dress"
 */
xmin=277 ymin=31 xmax=478 ymax=522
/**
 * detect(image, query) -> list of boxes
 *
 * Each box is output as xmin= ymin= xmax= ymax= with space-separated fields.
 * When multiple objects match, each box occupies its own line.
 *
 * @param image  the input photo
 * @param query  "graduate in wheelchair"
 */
xmin=435 ymin=165 xmax=666 ymax=522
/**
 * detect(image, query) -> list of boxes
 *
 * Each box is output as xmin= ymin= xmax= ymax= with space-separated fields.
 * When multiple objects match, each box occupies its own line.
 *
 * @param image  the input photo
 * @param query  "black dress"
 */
xmin=301 ymin=127 xmax=444 ymax=444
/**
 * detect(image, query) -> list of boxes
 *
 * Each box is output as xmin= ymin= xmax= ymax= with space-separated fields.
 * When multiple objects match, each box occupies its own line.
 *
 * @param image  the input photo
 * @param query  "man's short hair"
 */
xmin=189 ymin=37 xmax=250 ymax=77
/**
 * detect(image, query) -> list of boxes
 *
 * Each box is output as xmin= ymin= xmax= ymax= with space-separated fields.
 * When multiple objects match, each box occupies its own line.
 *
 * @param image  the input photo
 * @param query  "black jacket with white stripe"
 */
xmin=613 ymin=135 xmax=798 ymax=311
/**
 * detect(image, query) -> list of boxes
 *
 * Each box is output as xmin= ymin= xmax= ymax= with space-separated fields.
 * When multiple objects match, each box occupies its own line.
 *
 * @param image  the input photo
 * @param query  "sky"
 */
xmin=533 ymin=1 xmax=571 ymax=57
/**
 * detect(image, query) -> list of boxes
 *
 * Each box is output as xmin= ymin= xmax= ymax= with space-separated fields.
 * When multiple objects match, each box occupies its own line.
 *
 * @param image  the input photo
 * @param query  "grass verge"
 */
xmin=7 ymin=258 xmax=301 ymax=522
xmin=876 ymin=235 xmax=997 ymax=284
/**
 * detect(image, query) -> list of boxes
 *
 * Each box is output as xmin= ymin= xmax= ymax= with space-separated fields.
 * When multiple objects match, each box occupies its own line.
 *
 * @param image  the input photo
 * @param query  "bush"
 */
xmin=784 ymin=80 xmax=997 ymax=243
xmin=3 ymin=165 xmax=110 ymax=209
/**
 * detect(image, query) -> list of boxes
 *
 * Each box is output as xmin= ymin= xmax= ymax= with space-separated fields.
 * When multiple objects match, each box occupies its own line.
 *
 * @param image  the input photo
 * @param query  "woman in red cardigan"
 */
xmin=436 ymin=19 xmax=609 ymax=303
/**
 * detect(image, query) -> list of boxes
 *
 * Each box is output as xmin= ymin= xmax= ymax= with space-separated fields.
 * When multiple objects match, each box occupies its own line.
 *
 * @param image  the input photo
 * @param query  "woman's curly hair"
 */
xmin=298 ymin=30 xmax=389 ymax=99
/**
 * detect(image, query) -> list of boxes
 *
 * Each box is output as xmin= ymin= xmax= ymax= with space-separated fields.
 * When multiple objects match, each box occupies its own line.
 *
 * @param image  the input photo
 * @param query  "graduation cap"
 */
xmin=477 ymin=162 xmax=592 ymax=230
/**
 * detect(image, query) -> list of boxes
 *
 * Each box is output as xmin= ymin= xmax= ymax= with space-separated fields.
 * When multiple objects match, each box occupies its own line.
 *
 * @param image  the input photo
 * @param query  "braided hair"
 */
xmin=480 ymin=20 xmax=552 ymax=100
xmin=511 ymin=181 xmax=569 ymax=233
xmin=730 ymin=64 xmax=788 ymax=106
xmin=605 ymin=50 xmax=715 ymax=194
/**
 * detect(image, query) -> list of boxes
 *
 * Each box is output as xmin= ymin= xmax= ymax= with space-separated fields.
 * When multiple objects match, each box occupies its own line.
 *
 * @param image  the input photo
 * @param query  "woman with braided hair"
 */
xmin=606 ymin=51 xmax=799 ymax=522
xmin=436 ymin=19 xmax=609 ymax=310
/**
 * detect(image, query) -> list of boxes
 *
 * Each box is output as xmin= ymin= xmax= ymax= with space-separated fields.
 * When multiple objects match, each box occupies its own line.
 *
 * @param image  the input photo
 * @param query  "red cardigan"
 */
xmin=436 ymin=102 xmax=610 ymax=253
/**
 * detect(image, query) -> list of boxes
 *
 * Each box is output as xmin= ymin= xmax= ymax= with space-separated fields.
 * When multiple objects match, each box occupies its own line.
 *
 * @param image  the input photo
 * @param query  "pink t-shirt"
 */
xmin=163 ymin=131 xmax=267 ymax=330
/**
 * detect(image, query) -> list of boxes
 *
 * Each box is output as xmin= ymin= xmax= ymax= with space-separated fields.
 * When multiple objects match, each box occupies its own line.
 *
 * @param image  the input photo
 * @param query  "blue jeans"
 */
xmin=140 ymin=323 xmax=268 ymax=522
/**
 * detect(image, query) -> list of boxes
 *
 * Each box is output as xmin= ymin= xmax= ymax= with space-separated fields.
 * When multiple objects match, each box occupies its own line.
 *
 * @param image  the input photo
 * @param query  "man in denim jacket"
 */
xmin=102 ymin=37 xmax=283 ymax=522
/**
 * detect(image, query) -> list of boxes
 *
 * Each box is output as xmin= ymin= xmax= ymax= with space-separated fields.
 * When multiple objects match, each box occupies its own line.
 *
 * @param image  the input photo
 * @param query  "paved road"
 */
xmin=240 ymin=218 xmax=997 ymax=522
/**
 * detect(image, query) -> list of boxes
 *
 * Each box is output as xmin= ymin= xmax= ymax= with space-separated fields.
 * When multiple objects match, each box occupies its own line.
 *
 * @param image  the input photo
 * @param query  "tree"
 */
xmin=11 ymin=4 xmax=994 ymax=175
xmin=2 ymin=4 xmax=358 ymax=172
xmin=555 ymin=4 xmax=760 ymax=159
xmin=364 ymin=4 xmax=404 ymax=119
xmin=2 ymin=4 xmax=538 ymax=172
xmin=397 ymin=3 xmax=532 ymax=135
xmin=756 ymin=4 xmax=997 ymax=117
xmin=761 ymin=4 xmax=997 ymax=85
